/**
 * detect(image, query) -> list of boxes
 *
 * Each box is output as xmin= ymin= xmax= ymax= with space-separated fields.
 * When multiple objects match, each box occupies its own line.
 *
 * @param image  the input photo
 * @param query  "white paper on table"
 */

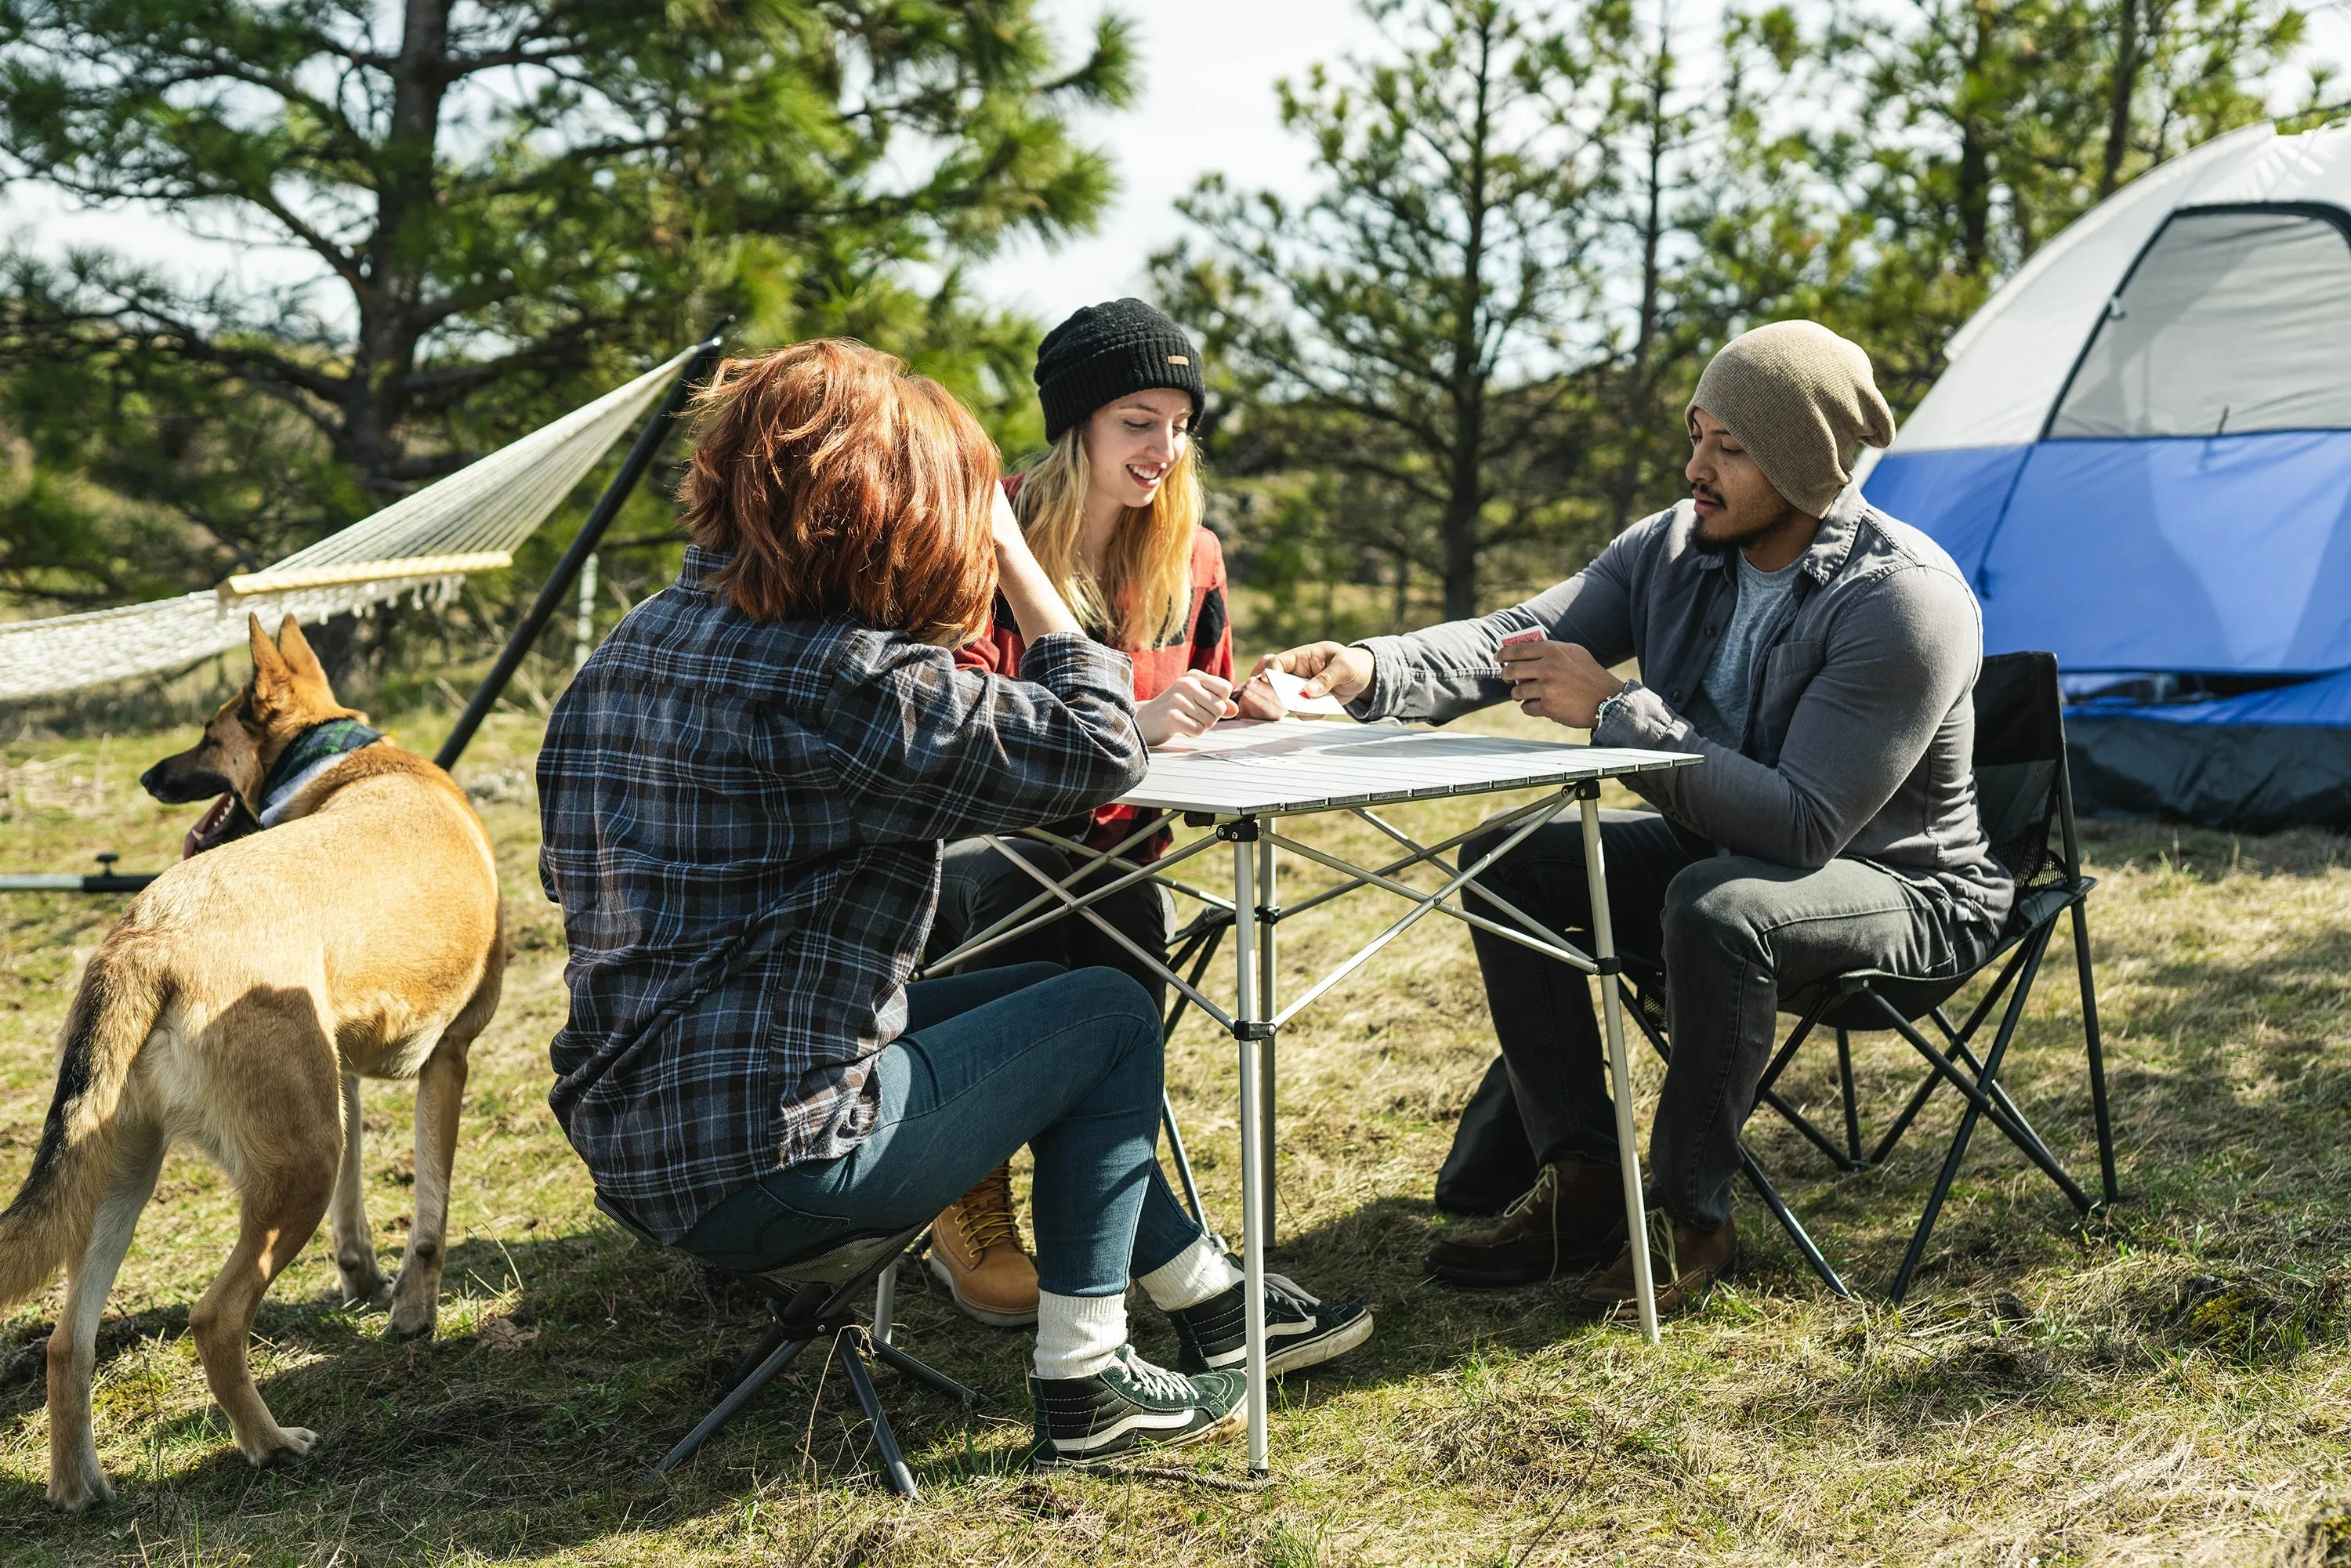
xmin=1263 ymin=668 xmax=1348 ymax=716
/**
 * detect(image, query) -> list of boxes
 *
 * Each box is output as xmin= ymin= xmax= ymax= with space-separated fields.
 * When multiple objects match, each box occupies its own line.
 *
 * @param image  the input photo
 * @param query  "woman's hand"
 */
xmin=1138 ymin=670 xmax=1240 ymax=747
xmin=1232 ymin=675 xmax=1286 ymax=720
xmin=1248 ymin=641 xmax=1375 ymax=704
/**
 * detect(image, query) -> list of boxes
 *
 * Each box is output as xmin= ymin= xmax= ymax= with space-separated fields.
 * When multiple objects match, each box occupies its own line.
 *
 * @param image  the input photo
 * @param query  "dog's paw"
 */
xmin=244 ymin=1426 xmax=318 ymax=1468
xmin=45 ymin=1465 xmax=114 ymax=1512
xmin=340 ymin=1271 xmax=394 ymax=1309
xmin=383 ymin=1302 xmax=438 ymax=1342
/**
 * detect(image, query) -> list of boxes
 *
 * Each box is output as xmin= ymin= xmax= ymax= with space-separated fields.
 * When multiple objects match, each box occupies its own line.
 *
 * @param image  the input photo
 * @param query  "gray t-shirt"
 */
xmin=1685 ymin=552 xmax=1802 ymax=747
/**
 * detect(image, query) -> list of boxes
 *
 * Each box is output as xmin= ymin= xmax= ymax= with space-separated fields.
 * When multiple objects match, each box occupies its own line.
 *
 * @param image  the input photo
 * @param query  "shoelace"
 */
xmin=1203 ymin=1233 xmax=1318 ymax=1306
xmin=1644 ymin=1208 xmax=1681 ymax=1286
xmin=954 ymin=1164 xmax=1021 ymax=1255
xmin=1111 ymin=1345 xmax=1195 ymax=1401
xmin=1262 ymin=1272 xmax=1322 ymax=1313
xmin=1496 ymin=1162 xmax=1567 ymax=1280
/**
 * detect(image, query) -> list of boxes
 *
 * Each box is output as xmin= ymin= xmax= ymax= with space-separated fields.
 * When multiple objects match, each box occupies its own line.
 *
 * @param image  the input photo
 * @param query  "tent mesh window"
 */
xmin=2049 ymin=205 xmax=2351 ymax=440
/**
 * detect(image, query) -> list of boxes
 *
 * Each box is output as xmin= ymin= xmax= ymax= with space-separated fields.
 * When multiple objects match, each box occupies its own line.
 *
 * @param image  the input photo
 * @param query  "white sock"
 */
xmin=1136 ymin=1234 xmax=1245 ymax=1313
xmin=1032 ymin=1291 xmax=1128 ymax=1381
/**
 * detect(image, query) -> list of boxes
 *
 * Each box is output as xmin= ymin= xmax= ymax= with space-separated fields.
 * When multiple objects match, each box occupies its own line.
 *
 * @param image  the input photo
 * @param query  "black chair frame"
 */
xmin=596 ymin=1198 xmax=985 ymax=1497
xmin=1614 ymin=651 xmax=2121 ymax=1302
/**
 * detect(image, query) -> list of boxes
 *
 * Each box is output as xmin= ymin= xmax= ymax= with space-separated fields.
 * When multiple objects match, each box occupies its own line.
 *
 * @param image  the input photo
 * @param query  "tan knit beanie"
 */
xmin=1686 ymin=321 xmax=1896 ymax=517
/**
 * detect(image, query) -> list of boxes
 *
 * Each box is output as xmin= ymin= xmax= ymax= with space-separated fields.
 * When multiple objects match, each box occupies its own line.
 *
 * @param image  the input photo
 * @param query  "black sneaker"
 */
xmin=1168 ymin=1271 xmax=1374 ymax=1378
xmin=1029 ymin=1344 xmax=1248 ymax=1467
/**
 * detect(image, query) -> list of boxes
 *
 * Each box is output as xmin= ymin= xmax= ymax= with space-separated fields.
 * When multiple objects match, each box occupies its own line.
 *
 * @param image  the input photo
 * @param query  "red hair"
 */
xmin=678 ymin=339 xmax=999 ymax=642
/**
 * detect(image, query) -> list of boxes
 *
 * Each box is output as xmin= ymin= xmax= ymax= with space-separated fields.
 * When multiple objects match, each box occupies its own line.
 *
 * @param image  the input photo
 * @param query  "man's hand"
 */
xmin=1248 ymin=641 xmax=1375 ymax=705
xmin=1498 ymin=638 xmax=1627 ymax=729
xmin=1139 ymin=670 xmax=1240 ymax=747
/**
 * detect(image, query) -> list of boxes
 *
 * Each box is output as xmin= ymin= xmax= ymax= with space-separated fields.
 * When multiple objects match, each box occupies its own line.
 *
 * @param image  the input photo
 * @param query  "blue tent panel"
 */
xmin=1971 ymin=430 xmax=2351 ymax=673
xmin=1861 ymin=445 xmax=2029 ymax=579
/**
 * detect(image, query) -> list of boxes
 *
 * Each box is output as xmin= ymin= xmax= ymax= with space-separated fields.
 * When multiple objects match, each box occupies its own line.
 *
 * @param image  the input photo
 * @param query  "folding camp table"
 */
xmin=923 ymin=718 xmax=1701 ymax=1475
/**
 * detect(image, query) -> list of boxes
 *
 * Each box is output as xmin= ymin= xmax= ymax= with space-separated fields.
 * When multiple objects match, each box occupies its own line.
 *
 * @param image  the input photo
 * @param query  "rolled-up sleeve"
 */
xmin=1346 ymin=516 xmax=1650 ymax=726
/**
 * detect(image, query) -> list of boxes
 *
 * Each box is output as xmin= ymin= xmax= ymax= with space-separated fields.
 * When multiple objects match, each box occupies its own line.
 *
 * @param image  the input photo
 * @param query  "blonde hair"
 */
xmin=1013 ymin=425 xmax=1202 ymax=650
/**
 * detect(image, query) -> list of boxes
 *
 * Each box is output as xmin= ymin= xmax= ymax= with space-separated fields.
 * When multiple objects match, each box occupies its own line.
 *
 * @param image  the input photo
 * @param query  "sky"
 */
xmin=0 ymin=0 xmax=1386 ymax=328
xmin=973 ymin=0 xmax=1371 ymax=315
xmin=3 ymin=1 xmax=2344 ymax=327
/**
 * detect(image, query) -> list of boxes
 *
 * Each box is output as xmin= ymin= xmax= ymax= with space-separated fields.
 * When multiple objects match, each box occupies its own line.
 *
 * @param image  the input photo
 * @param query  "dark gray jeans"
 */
xmin=1462 ymin=809 xmax=2000 ymax=1229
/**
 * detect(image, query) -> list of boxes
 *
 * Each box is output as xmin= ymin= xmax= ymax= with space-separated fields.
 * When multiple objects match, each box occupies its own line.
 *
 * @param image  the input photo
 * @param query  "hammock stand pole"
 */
xmin=435 ymin=329 xmax=727 ymax=772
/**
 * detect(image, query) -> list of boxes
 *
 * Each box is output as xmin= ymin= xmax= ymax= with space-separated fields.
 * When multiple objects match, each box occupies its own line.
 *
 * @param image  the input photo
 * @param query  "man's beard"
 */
xmin=1691 ymin=487 xmax=1802 ymax=556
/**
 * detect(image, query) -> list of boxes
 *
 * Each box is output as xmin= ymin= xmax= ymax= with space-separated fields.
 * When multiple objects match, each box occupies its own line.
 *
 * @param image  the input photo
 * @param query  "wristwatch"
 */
xmin=1591 ymin=680 xmax=1636 ymax=735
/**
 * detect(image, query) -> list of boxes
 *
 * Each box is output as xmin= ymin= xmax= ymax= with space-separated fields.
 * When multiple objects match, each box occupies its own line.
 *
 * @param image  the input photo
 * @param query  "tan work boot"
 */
xmin=927 ymin=1162 xmax=1040 ymax=1327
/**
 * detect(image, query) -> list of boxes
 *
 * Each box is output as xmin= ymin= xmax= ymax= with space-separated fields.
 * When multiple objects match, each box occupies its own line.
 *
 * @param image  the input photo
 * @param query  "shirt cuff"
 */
xmin=1592 ymin=680 xmax=1675 ymax=748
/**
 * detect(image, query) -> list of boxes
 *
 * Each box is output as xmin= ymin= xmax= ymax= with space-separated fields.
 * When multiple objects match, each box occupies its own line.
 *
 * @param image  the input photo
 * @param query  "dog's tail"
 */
xmin=0 ymin=936 xmax=165 ymax=1307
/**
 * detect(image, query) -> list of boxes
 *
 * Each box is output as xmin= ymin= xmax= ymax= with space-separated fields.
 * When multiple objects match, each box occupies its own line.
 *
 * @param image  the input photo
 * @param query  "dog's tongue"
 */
xmin=183 ymin=793 xmax=235 ymax=860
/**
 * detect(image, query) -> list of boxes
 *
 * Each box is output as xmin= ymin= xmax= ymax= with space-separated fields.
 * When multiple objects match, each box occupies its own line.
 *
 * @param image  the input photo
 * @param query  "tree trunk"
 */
xmin=342 ymin=0 xmax=455 ymax=501
xmin=1957 ymin=1 xmax=1994 ymax=272
xmin=1443 ymin=11 xmax=1497 ymax=622
xmin=2100 ymin=0 xmax=2140 ymax=197
xmin=1611 ymin=14 xmax=1673 ymax=531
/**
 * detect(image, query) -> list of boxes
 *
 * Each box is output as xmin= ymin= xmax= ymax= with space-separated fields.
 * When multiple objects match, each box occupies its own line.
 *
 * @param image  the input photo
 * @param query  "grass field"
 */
xmin=5 ymin=693 xmax=2351 ymax=1566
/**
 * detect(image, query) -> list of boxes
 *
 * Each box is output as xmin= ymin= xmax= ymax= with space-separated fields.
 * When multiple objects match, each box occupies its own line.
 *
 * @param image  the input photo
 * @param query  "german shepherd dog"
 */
xmin=0 ymin=615 xmax=505 ymax=1508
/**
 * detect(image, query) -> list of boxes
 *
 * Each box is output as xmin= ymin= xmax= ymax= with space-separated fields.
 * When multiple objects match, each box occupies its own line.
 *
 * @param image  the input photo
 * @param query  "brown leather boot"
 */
xmin=1581 ymin=1211 xmax=1738 ymax=1320
xmin=1424 ymin=1158 xmax=1628 ymax=1286
xmin=927 ymin=1163 xmax=1039 ymax=1327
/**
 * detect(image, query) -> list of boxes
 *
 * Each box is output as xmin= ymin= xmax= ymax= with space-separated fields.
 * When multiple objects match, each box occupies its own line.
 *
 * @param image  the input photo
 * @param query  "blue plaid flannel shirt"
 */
xmin=538 ymin=546 xmax=1147 ymax=1242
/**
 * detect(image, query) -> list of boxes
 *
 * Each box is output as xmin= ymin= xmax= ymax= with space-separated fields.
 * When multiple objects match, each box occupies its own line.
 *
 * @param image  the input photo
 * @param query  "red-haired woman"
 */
xmin=538 ymin=339 xmax=1313 ymax=1464
xmin=918 ymin=304 xmax=1370 ymax=1387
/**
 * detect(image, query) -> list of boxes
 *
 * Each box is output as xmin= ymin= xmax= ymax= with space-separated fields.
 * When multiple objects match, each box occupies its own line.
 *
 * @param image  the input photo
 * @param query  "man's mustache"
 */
xmin=1691 ymin=483 xmax=1724 ymax=507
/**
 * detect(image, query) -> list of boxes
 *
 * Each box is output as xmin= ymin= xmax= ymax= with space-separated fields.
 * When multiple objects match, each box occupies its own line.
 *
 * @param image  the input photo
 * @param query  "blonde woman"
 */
xmin=921 ymin=302 xmax=1367 ymax=1383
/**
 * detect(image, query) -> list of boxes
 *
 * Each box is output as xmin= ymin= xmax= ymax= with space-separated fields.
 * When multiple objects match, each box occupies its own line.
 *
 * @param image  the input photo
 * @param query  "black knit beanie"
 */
xmin=1034 ymin=298 xmax=1205 ymax=442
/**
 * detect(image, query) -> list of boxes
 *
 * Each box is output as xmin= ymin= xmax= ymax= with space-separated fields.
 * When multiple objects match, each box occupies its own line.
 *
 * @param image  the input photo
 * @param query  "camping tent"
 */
xmin=1859 ymin=120 xmax=2351 ymax=833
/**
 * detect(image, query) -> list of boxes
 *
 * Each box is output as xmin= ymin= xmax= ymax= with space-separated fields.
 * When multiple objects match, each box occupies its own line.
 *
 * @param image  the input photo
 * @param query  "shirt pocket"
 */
xmin=1748 ymin=637 xmax=1826 ymax=766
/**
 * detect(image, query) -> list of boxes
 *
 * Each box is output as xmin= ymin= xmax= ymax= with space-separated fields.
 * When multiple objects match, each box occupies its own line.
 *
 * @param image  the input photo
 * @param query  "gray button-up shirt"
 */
xmin=1349 ymin=488 xmax=2012 ymax=925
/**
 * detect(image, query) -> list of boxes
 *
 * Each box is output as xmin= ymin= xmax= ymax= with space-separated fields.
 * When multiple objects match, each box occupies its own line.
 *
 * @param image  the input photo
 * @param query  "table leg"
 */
xmin=1231 ymin=822 xmax=1271 ymax=1476
xmin=1581 ymin=789 xmax=1661 ymax=1344
xmin=1257 ymin=827 xmax=1278 ymax=1243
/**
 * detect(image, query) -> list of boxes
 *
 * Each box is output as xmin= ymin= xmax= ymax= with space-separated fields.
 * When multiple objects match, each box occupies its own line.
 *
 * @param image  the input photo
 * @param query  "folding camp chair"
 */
xmin=1616 ymin=650 xmax=2120 ymax=1302
xmin=595 ymin=1195 xmax=986 ymax=1497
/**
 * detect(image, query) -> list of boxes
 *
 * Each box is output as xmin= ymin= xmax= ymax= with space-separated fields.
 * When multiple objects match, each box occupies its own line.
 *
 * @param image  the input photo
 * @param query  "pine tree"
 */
xmin=0 ymin=1 xmax=1133 ymax=618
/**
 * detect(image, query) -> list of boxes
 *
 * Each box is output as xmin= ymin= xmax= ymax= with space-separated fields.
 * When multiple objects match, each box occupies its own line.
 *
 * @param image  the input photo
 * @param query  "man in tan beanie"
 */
xmin=1253 ymin=320 xmax=2005 ymax=1317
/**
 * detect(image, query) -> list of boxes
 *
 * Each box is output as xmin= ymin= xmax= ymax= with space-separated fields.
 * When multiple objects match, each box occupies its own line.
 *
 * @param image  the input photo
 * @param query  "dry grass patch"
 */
xmin=5 ymin=702 xmax=2351 ymax=1563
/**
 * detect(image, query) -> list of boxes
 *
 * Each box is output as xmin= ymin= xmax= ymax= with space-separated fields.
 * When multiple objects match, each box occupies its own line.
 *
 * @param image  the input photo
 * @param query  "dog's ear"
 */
xmin=248 ymin=612 xmax=295 ymax=712
xmin=274 ymin=615 xmax=337 ymax=700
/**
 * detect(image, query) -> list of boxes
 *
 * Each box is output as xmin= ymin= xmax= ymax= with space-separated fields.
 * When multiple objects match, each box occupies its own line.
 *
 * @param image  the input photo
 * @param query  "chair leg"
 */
xmin=868 ymin=1334 xmax=989 ymax=1408
xmin=715 ymin=1320 xmax=794 ymax=1398
xmin=1836 ymin=1028 xmax=1864 ymax=1165
xmin=1870 ymin=1064 xmax=1943 ymax=1167
xmin=1865 ymin=986 xmax=2093 ymax=1214
xmin=1889 ymin=936 xmax=2049 ymax=1302
xmin=1740 ymin=1148 xmax=1852 ymax=1298
xmin=840 ymin=1328 xmax=920 ymax=1499
xmin=657 ymin=1331 xmax=814 ymax=1473
xmin=2072 ymin=900 xmax=2120 ymax=1206
xmin=872 ymin=1260 xmax=897 ymax=1347
xmin=1758 ymin=1086 xmax=1867 ymax=1173
xmin=1162 ymin=1092 xmax=1208 ymax=1227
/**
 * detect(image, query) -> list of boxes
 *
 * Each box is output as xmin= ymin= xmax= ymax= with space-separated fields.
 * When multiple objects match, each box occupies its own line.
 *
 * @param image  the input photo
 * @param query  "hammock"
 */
xmin=0 ymin=346 xmax=701 ymax=702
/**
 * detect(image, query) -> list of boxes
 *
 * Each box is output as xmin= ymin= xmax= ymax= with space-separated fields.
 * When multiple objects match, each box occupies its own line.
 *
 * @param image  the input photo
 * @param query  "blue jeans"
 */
xmin=677 ymin=965 xmax=1208 ymax=1297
